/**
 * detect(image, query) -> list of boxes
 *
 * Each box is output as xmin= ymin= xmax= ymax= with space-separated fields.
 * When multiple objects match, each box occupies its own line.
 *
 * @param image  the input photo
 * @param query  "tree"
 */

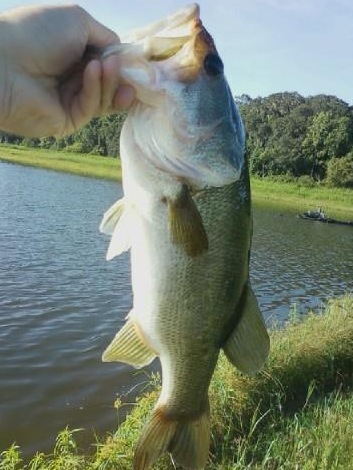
xmin=0 ymin=131 xmax=23 ymax=145
xmin=239 ymin=92 xmax=353 ymax=182
xmin=100 ymin=113 xmax=127 ymax=157
xmin=73 ymin=118 xmax=102 ymax=154
xmin=2 ymin=91 xmax=353 ymax=189
xmin=302 ymin=112 xmax=353 ymax=179
xmin=326 ymin=153 xmax=353 ymax=188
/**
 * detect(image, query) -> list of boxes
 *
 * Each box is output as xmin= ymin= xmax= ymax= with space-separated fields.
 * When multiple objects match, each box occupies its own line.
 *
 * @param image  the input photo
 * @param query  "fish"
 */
xmin=99 ymin=4 xmax=270 ymax=469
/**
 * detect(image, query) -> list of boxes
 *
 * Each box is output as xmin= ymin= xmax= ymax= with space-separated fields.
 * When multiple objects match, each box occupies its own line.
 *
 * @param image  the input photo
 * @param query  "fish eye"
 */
xmin=203 ymin=53 xmax=224 ymax=76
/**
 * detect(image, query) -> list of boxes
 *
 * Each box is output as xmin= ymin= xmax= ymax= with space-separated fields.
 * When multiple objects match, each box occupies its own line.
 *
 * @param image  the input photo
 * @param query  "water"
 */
xmin=252 ymin=209 xmax=353 ymax=324
xmin=0 ymin=162 xmax=352 ymax=456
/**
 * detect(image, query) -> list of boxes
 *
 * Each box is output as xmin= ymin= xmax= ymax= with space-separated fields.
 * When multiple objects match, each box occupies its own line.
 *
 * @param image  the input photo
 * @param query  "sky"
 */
xmin=1 ymin=0 xmax=353 ymax=104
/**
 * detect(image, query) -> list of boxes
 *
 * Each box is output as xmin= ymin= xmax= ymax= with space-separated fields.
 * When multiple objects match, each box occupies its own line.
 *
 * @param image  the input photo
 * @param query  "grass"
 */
xmin=1 ymin=144 xmax=352 ymax=222
xmin=0 ymin=145 xmax=122 ymax=181
xmin=1 ymin=294 xmax=353 ymax=469
xmin=251 ymin=177 xmax=353 ymax=222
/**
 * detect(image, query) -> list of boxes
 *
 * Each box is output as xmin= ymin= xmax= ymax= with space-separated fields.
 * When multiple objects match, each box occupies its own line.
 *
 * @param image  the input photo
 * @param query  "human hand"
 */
xmin=0 ymin=4 xmax=135 ymax=138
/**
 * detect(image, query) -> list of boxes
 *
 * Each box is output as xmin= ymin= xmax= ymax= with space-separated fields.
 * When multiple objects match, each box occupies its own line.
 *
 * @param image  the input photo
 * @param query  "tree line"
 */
xmin=1 ymin=92 xmax=352 ymax=188
xmin=0 ymin=112 xmax=127 ymax=158
xmin=237 ymin=92 xmax=353 ymax=188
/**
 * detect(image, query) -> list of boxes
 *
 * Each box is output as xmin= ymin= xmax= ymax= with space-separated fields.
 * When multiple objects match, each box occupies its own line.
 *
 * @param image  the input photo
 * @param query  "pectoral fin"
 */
xmin=102 ymin=319 xmax=157 ymax=368
xmin=99 ymin=198 xmax=125 ymax=235
xmin=99 ymin=198 xmax=132 ymax=260
xmin=223 ymin=284 xmax=270 ymax=375
xmin=167 ymin=185 xmax=208 ymax=257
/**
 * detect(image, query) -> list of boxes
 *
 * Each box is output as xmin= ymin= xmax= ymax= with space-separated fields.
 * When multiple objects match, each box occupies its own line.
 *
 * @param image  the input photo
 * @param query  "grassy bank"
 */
xmin=2 ymin=295 xmax=353 ymax=469
xmin=251 ymin=177 xmax=353 ymax=221
xmin=1 ymin=145 xmax=353 ymax=221
xmin=0 ymin=145 xmax=122 ymax=181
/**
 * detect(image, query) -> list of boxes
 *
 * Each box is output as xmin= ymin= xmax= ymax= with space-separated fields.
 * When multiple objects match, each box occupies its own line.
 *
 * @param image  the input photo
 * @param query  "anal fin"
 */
xmin=167 ymin=184 xmax=208 ymax=257
xmin=102 ymin=319 xmax=157 ymax=368
xmin=223 ymin=284 xmax=270 ymax=375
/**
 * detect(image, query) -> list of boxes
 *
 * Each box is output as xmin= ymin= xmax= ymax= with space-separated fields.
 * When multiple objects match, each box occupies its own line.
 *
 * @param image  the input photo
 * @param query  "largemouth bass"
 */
xmin=100 ymin=4 xmax=270 ymax=469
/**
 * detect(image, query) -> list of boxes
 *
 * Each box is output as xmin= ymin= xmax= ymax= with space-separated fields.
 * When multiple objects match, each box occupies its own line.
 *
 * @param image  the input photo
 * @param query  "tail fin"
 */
xmin=134 ymin=402 xmax=210 ymax=470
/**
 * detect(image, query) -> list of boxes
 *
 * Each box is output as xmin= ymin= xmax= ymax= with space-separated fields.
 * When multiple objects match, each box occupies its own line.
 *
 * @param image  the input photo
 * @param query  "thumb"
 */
xmin=82 ymin=8 xmax=120 ymax=47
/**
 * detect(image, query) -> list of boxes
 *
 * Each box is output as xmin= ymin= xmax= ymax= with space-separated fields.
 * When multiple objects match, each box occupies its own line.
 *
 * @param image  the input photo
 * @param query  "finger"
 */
xmin=101 ymin=55 xmax=136 ymax=113
xmin=113 ymin=84 xmax=136 ymax=110
xmin=69 ymin=59 xmax=102 ymax=131
xmin=101 ymin=54 xmax=121 ymax=113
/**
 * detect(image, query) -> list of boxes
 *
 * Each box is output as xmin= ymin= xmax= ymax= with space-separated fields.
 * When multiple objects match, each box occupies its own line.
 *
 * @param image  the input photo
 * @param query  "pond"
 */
xmin=0 ymin=162 xmax=352 ymax=456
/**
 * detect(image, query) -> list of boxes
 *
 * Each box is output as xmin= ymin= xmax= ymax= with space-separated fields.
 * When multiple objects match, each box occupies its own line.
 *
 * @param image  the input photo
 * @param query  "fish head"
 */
xmin=110 ymin=4 xmax=245 ymax=189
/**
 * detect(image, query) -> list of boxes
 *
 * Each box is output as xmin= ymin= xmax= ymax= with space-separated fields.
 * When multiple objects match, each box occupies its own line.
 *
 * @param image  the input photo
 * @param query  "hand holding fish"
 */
xmin=0 ymin=4 xmax=135 ymax=138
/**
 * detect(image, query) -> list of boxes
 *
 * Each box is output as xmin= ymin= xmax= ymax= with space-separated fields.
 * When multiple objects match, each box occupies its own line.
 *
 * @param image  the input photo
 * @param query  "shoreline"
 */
xmin=1 ymin=145 xmax=353 ymax=221
xmin=3 ymin=294 xmax=353 ymax=469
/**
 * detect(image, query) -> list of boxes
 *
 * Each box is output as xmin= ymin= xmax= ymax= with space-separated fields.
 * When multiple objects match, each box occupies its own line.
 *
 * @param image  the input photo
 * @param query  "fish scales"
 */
xmin=99 ymin=4 xmax=269 ymax=469
xmin=147 ymin=182 xmax=252 ymax=416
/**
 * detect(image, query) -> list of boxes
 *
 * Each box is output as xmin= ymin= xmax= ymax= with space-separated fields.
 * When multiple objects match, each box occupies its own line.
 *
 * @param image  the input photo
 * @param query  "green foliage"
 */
xmin=1 ymin=91 xmax=353 ymax=187
xmin=37 ymin=137 xmax=56 ymax=150
xmin=73 ymin=118 xmax=102 ymax=154
xmin=296 ymin=175 xmax=316 ymax=188
xmin=0 ymin=112 xmax=127 ymax=158
xmin=2 ymin=296 xmax=353 ymax=469
xmin=0 ymin=145 xmax=122 ymax=181
xmin=326 ymin=153 xmax=353 ymax=188
xmin=239 ymin=92 xmax=353 ymax=184
xmin=0 ymin=444 xmax=22 ymax=470
xmin=66 ymin=113 xmax=127 ymax=157
xmin=208 ymin=295 xmax=353 ymax=468
xmin=100 ymin=113 xmax=127 ymax=157
xmin=251 ymin=176 xmax=353 ymax=222
xmin=64 ymin=142 xmax=85 ymax=154
xmin=302 ymin=111 xmax=353 ymax=178
xmin=22 ymin=138 xmax=41 ymax=148
xmin=1 ymin=144 xmax=352 ymax=221
xmin=0 ymin=131 xmax=22 ymax=145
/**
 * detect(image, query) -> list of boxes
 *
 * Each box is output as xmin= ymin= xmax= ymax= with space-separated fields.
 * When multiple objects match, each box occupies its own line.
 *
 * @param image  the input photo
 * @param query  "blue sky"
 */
xmin=2 ymin=0 xmax=353 ymax=104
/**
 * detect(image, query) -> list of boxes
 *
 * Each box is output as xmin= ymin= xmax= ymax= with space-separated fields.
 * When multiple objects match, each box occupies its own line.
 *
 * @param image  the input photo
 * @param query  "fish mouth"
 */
xmin=103 ymin=3 xmax=219 ymax=83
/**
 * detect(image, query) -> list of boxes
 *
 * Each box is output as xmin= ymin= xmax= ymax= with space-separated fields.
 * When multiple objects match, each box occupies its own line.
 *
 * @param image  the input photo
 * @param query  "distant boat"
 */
xmin=298 ymin=210 xmax=353 ymax=227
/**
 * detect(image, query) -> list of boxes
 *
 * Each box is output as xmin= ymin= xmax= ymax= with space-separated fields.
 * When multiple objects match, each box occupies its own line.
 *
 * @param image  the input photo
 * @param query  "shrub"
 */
xmin=65 ymin=142 xmax=85 ymax=154
xmin=296 ymin=175 xmax=316 ymax=187
xmin=326 ymin=154 xmax=353 ymax=188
